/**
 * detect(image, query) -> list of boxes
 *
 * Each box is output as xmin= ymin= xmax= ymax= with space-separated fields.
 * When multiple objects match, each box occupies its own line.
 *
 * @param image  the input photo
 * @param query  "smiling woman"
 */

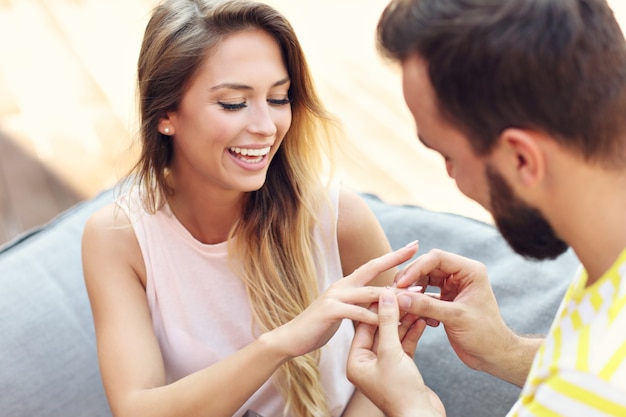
xmin=154 ymin=29 xmax=292 ymax=200
xmin=80 ymin=1 xmax=406 ymax=417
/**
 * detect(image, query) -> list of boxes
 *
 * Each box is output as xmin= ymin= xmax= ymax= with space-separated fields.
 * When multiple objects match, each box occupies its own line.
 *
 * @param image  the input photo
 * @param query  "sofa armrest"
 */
xmin=0 ymin=188 xmax=114 ymax=417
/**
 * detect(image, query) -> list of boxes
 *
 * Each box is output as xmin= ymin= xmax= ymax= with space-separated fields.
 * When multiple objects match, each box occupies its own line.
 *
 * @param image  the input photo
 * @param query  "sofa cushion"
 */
xmin=0 ymin=189 xmax=580 ymax=417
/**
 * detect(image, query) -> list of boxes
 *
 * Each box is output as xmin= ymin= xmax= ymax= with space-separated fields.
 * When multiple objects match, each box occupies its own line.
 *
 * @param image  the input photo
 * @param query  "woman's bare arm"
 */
xmin=82 ymin=204 xmax=289 ymax=417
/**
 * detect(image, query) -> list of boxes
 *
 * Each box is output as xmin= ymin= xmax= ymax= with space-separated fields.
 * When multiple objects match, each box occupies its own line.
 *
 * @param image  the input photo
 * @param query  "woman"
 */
xmin=82 ymin=1 xmax=420 ymax=416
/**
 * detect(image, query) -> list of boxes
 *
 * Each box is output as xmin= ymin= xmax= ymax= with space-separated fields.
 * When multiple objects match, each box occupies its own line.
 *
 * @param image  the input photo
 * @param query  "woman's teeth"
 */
xmin=229 ymin=146 xmax=271 ymax=162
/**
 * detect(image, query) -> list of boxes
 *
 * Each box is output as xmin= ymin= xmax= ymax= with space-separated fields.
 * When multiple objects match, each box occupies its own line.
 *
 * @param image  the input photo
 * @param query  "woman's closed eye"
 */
xmin=218 ymin=101 xmax=247 ymax=111
xmin=268 ymin=97 xmax=291 ymax=106
xmin=217 ymin=96 xmax=291 ymax=111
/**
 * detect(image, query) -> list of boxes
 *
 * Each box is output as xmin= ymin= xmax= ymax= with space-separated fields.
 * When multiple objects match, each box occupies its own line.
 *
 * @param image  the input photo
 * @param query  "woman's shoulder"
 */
xmin=82 ymin=199 xmax=147 ymax=285
xmin=89 ymin=200 xmax=129 ymax=225
xmin=82 ymin=201 xmax=135 ymax=247
xmin=336 ymin=186 xmax=386 ymax=247
xmin=337 ymin=186 xmax=378 ymax=230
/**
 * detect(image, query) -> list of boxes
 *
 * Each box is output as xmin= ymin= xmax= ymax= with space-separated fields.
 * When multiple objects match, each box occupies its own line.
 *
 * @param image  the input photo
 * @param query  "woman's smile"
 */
xmin=227 ymin=145 xmax=272 ymax=168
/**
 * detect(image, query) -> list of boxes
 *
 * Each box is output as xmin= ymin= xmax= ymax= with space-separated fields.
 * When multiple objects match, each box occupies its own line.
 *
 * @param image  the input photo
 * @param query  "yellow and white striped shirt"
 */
xmin=508 ymin=248 xmax=626 ymax=416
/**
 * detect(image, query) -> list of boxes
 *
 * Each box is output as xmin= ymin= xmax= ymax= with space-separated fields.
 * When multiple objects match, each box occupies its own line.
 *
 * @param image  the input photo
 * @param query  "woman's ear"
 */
xmin=493 ymin=128 xmax=546 ymax=188
xmin=158 ymin=116 xmax=175 ymax=136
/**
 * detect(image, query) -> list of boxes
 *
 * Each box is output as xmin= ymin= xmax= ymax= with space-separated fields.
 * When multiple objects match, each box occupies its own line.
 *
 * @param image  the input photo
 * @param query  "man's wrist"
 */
xmin=483 ymin=331 xmax=543 ymax=387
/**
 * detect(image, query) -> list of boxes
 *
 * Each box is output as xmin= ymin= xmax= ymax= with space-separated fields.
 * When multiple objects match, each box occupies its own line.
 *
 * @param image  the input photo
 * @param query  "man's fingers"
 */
xmin=395 ymin=248 xmax=479 ymax=288
xmin=397 ymin=292 xmax=453 ymax=324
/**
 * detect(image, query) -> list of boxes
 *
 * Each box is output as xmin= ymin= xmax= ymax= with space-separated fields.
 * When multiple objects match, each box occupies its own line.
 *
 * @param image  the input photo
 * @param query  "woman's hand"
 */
xmin=347 ymin=288 xmax=445 ymax=417
xmin=268 ymin=241 xmax=419 ymax=359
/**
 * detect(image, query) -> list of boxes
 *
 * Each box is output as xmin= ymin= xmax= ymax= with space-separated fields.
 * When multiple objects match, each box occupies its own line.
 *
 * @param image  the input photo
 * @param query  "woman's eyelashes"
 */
xmin=267 ymin=97 xmax=291 ymax=106
xmin=219 ymin=101 xmax=247 ymax=111
xmin=217 ymin=97 xmax=291 ymax=111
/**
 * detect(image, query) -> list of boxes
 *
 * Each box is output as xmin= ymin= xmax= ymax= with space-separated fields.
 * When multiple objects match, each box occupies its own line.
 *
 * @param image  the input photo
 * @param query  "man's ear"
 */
xmin=493 ymin=128 xmax=546 ymax=188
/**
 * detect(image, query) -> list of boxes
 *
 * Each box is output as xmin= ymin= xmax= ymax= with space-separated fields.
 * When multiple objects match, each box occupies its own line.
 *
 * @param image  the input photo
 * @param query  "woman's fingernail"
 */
xmin=381 ymin=289 xmax=395 ymax=305
xmin=404 ymin=240 xmax=419 ymax=248
xmin=398 ymin=294 xmax=412 ymax=309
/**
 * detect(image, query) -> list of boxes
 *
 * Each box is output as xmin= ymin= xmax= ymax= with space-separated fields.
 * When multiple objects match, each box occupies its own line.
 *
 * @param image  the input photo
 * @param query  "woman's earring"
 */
xmin=163 ymin=127 xmax=171 ymax=135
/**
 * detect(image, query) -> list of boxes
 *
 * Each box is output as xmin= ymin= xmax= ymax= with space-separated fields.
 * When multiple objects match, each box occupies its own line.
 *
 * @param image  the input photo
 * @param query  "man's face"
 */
xmin=401 ymin=55 xmax=492 ymax=210
xmin=401 ymin=55 xmax=568 ymax=260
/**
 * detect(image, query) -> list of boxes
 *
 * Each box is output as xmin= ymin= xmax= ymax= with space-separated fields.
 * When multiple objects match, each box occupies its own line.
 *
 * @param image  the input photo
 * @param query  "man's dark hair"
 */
xmin=378 ymin=0 xmax=626 ymax=166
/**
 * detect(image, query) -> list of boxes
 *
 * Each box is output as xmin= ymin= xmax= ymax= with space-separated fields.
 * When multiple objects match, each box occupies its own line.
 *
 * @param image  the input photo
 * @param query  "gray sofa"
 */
xmin=0 ymin=187 xmax=580 ymax=417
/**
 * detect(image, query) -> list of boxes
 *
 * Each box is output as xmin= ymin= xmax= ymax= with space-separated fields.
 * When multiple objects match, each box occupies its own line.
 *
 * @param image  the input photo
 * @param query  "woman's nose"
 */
xmin=247 ymin=104 xmax=277 ymax=137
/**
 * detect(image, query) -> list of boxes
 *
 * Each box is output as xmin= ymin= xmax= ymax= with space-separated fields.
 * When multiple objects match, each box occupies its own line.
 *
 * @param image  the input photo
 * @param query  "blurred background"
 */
xmin=1 ymin=0 xmax=625 ymax=245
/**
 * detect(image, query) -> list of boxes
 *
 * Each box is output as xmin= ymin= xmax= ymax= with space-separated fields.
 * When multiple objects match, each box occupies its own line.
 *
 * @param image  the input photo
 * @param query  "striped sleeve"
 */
xmin=508 ymin=249 xmax=626 ymax=417
xmin=524 ymin=371 xmax=626 ymax=416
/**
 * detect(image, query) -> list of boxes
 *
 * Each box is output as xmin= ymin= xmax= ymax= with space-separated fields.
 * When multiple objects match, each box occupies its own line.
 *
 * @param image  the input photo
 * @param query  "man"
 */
xmin=346 ymin=0 xmax=626 ymax=416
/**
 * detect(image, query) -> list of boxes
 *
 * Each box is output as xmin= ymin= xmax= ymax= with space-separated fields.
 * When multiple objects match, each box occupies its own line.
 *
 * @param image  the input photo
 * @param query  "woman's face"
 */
xmin=161 ymin=29 xmax=292 ymax=194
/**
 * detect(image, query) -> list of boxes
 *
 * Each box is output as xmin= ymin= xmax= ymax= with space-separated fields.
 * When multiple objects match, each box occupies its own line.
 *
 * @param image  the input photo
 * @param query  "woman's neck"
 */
xmin=165 ymin=174 xmax=247 ymax=245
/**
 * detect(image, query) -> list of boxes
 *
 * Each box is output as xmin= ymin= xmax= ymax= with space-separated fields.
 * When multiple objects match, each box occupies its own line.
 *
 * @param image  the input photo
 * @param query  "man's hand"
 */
xmin=395 ymin=249 xmax=540 ymax=387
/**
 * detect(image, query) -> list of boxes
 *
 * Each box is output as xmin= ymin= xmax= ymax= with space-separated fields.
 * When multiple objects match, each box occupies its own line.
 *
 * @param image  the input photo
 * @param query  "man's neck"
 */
xmin=548 ymin=166 xmax=626 ymax=286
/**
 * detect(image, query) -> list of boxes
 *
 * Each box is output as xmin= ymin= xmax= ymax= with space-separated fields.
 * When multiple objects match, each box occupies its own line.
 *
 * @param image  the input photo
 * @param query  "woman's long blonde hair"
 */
xmin=131 ymin=1 xmax=340 ymax=415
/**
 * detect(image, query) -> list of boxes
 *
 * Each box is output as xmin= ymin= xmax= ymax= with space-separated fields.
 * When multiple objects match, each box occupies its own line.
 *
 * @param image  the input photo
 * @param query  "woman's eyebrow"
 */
xmin=273 ymin=77 xmax=290 ymax=87
xmin=210 ymin=77 xmax=290 ymax=92
xmin=210 ymin=82 xmax=252 ymax=91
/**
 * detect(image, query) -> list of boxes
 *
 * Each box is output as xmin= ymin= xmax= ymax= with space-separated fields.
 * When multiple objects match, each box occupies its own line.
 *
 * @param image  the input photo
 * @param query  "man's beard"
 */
xmin=487 ymin=165 xmax=569 ymax=260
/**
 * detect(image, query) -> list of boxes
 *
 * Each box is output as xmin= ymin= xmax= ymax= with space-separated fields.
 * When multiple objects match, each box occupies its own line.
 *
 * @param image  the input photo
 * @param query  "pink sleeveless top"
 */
xmin=118 ymin=185 xmax=354 ymax=417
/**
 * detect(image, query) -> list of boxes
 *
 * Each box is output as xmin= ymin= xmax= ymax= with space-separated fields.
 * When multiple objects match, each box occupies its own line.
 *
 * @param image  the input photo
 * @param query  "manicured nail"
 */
xmin=398 ymin=294 xmax=412 ymax=309
xmin=407 ymin=285 xmax=423 ymax=292
xmin=404 ymin=240 xmax=419 ymax=248
xmin=381 ymin=289 xmax=395 ymax=305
